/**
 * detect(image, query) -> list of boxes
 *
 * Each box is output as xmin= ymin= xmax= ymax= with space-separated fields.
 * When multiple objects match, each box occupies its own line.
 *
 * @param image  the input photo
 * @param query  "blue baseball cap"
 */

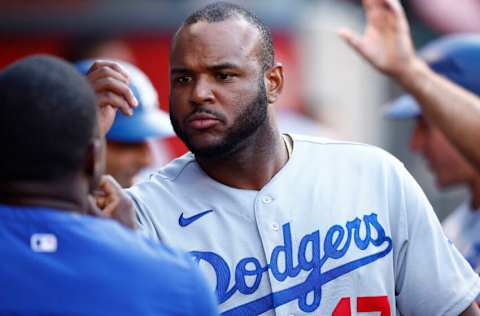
xmin=74 ymin=60 xmax=174 ymax=142
xmin=384 ymin=34 xmax=480 ymax=119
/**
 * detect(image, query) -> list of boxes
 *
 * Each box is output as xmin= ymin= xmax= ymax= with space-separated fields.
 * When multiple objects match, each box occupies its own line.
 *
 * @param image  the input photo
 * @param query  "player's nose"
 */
xmin=190 ymin=75 xmax=214 ymax=106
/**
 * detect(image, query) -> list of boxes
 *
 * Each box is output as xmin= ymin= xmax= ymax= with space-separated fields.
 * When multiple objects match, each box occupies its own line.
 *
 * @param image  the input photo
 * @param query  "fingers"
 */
xmin=337 ymin=28 xmax=366 ymax=58
xmin=86 ymin=61 xmax=139 ymax=116
xmin=86 ymin=195 xmax=106 ymax=218
xmin=95 ymin=175 xmax=137 ymax=230
xmin=363 ymin=0 xmax=381 ymax=10
xmin=364 ymin=0 xmax=404 ymax=20
xmin=88 ymin=60 xmax=131 ymax=81
xmin=91 ymin=175 xmax=137 ymax=230
xmin=96 ymin=175 xmax=120 ymax=216
xmin=95 ymin=81 xmax=135 ymax=116
xmin=384 ymin=0 xmax=410 ymax=31
xmin=98 ymin=105 xmax=117 ymax=135
xmin=384 ymin=0 xmax=403 ymax=15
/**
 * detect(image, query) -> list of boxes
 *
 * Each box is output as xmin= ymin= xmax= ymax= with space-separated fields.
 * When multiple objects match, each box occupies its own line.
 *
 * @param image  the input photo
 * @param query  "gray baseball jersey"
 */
xmin=128 ymin=134 xmax=480 ymax=315
xmin=443 ymin=200 xmax=480 ymax=271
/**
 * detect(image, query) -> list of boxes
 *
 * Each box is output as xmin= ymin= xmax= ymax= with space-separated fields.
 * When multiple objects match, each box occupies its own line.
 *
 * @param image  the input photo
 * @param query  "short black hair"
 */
xmin=183 ymin=1 xmax=274 ymax=72
xmin=0 ymin=55 xmax=97 ymax=181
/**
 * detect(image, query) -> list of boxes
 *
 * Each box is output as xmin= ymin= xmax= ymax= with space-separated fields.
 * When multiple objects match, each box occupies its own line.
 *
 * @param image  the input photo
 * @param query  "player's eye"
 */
xmin=216 ymin=73 xmax=236 ymax=81
xmin=174 ymin=75 xmax=193 ymax=84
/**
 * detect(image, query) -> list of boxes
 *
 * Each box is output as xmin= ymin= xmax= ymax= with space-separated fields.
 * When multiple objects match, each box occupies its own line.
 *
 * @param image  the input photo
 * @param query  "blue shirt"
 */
xmin=0 ymin=204 xmax=219 ymax=316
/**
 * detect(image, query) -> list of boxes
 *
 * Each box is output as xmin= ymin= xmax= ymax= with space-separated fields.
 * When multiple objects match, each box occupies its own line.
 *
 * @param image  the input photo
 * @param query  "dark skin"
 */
xmin=169 ymin=18 xmax=286 ymax=189
xmin=0 ymin=175 xmax=92 ymax=214
xmin=0 ymin=135 xmax=137 ymax=230
xmin=88 ymin=19 xmax=287 ymax=190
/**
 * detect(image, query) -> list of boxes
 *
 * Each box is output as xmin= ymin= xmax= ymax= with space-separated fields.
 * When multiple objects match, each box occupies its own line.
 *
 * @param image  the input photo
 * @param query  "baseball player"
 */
xmin=339 ymin=1 xmax=480 ymax=171
xmin=86 ymin=1 xmax=480 ymax=315
xmin=76 ymin=60 xmax=174 ymax=188
xmin=383 ymin=35 xmax=480 ymax=273
xmin=0 ymin=55 xmax=218 ymax=315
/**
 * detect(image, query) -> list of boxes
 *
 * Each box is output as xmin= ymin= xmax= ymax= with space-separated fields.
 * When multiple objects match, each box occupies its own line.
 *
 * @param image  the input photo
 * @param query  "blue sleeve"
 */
xmin=188 ymin=262 xmax=220 ymax=316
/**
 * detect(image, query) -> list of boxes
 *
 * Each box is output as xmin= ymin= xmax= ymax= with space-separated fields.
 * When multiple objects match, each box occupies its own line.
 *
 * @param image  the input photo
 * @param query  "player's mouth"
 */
xmin=186 ymin=113 xmax=221 ymax=130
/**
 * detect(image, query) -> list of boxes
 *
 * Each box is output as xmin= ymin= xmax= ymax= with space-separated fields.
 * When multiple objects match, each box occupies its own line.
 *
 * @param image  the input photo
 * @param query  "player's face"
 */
xmin=106 ymin=141 xmax=153 ymax=188
xmin=169 ymin=18 xmax=268 ymax=158
xmin=410 ymin=116 xmax=477 ymax=188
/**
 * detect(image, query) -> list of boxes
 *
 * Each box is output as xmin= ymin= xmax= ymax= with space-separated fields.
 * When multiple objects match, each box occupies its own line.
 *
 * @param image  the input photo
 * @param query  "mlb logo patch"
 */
xmin=31 ymin=233 xmax=58 ymax=253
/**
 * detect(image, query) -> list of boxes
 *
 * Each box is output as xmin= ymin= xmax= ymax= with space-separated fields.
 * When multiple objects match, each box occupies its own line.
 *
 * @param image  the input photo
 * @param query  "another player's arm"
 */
xmin=339 ymin=0 xmax=480 ymax=171
xmin=394 ymin=57 xmax=480 ymax=171
xmin=84 ymin=62 xmax=147 ymax=228
xmin=461 ymin=303 xmax=480 ymax=316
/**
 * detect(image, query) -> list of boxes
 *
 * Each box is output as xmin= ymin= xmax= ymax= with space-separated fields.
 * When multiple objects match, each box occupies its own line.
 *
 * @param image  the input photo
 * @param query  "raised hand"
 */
xmin=85 ymin=61 xmax=138 ymax=136
xmin=338 ymin=0 xmax=419 ymax=81
xmin=92 ymin=175 xmax=138 ymax=230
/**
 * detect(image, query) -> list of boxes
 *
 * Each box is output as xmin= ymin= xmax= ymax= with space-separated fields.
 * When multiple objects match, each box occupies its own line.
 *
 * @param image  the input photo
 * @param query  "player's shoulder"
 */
xmin=105 ymin=223 xmax=215 ymax=310
xmin=0 ymin=205 xmax=196 ymax=275
xmin=290 ymin=133 xmax=404 ymax=168
xmin=145 ymin=151 xmax=198 ymax=183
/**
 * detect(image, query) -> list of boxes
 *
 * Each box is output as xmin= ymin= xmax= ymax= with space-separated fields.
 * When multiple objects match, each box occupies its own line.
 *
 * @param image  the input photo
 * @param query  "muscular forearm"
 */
xmin=397 ymin=58 xmax=480 ymax=171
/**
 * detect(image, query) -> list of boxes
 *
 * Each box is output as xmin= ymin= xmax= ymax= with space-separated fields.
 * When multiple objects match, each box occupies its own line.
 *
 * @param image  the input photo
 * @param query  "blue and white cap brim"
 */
xmin=74 ymin=59 xmax=175 ymax=142
xmin=107 ymin=109 xmax=174 ymax=143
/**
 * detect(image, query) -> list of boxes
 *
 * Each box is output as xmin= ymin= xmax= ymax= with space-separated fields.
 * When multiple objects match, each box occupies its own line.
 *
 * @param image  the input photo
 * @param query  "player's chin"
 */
xmin=189 ymin=139 xmax=222 ymax=153
xmin=188 ymin=138 xmax=231 ymax=158
xmin=186 ymin=129 xmax=225 ymax=145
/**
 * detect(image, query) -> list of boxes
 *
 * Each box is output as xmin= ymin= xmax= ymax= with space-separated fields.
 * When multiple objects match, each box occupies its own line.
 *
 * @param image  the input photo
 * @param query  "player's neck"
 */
xmin=0 ymin=174 xmax=90 ymax=214
xmin=196 ymin=121 xmax=289 ymax=190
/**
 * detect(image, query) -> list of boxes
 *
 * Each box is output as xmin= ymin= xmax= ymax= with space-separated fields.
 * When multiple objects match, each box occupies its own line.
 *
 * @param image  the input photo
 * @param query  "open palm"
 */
xmin=339 ymin=0 xmax=416 ymax=78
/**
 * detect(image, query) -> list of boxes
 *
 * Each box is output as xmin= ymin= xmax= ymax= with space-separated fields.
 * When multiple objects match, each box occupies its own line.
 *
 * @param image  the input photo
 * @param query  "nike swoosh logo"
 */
xmin=179 ymin=209 xmax=213 ymax=227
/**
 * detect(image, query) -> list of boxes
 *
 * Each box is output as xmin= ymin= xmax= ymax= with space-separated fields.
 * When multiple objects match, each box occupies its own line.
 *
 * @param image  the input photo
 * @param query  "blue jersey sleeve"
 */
xmin=188 ymin=260 xmax=220 ymax=316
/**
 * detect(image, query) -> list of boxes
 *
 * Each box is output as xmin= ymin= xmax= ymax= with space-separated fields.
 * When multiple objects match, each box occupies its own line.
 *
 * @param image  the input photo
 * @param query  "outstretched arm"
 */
xmin=339 ymin=0 xmax=480 ymax=170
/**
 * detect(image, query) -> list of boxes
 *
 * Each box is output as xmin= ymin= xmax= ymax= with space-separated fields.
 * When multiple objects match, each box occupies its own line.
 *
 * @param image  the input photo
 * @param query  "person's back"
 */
xmin=0 ymin=55 xmax=218 ymax=316
xmin=0 ymin=204 xmax=215 ymax=315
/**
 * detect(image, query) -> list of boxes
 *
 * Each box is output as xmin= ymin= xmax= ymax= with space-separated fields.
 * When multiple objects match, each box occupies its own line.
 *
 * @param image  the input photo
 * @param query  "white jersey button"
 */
xmin=271 ymin=223 xmax=280 ymax=231
xmin=262 ymin=195 xmax=273 ymax=204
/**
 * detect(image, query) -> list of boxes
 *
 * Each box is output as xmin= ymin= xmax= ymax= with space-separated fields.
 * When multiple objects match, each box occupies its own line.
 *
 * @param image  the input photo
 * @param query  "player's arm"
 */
xmin=460 ymin=303 xmax=480 ymax=316
xmin=339 ymin=0 xmax=480 ymax=170
xmin=85 ymin=61 xmax=138 ymax=136
xmin=395 ymin=56 xmax=480 ymax=171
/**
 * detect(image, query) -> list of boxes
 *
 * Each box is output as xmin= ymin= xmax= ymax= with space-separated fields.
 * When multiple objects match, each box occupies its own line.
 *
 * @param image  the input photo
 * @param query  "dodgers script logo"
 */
xmin=191 ymin=213 xmax=392 ymax=315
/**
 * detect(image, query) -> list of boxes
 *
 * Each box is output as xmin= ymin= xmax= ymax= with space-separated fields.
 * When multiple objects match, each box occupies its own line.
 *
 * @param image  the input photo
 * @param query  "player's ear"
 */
xmin=85 ymin=137 xmax=106 ymax=193
xmin=264 ymin=62 xmax=284 ymax=105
